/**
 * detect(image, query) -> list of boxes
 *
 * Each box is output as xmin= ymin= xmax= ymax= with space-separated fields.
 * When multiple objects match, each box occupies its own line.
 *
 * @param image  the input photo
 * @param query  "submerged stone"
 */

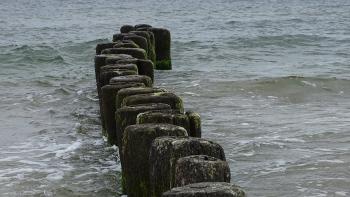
xmin=121 ymin=92 xmax=184 ymax=113
xmin=101 ymin=83 xmax=145 ymax=145
xmin=116 ymin=87 xmax=167 ymax=109
xmin=122 ymin=123 xmax=188 ymax=197
xmin=162 ymin=182 xmax=246 ymax=197
xmin=110 ymin=75 xmax=152 ymax=87
xmin=101 ymin=48 xmax=147 ymax=60
xmin=174 ymin=155 xmax=231 ymax=187
xmin=149 ymin=136 xmax=226 ymax=197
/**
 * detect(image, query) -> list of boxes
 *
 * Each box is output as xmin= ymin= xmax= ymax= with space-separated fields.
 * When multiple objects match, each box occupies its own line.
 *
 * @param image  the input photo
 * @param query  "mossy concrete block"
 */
xmin=185 ymin=111 xmax=202 ymax=138
xmin=113 ymin=42 xmax=139 ymax=49
xmin=115 ymin=103 xmax=171 ymax=149
xmin=100 ymin=64 xmax=138 ymax=73
xmin=149 ymin=136 xmax=226 ymax=197
xmin=101 ymin=48 xmax=147 ymax=60
xmin=150 ymin=28 xmax=172 ymax=70
xmin=112 ymin=33 xmax=129 ymax=42
xmin=122 ymin=92 xmax=184 ymax=113
xmin=136 ymin=111 xmax=190 ymax=133
xmin=96 ymin=42 xmax=116 ymax=55
xmin=130 ymin=31 xmax=156 ymax=64
xmin=101 ymin=83 xmax=145 ymax=145
xmin=122 ymin=123 xmax=188 ymax=197
xmin=106 ymin=59 xmax=154 ymax=81
xmin=116 ymin=87 xmax=167 ymax=109
xmin=162 ymin=182 xmax=246 ymax=197
xmin=94 ymin=54 xmax=134 ymax=84
xmin=174 ymin=155 xmax=231 ymax=187
xmin=123 ymin=35 xmax=149 ymax=55
xmin=120 ymin=25 xmax=135 ymax=33
xmin=110 ymin=75 xmax=153 ymax=87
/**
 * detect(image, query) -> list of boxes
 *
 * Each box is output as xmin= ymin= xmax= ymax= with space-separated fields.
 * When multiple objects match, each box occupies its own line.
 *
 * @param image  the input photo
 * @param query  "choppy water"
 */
xmin=1 ymin=0 xmax=350 ymax=196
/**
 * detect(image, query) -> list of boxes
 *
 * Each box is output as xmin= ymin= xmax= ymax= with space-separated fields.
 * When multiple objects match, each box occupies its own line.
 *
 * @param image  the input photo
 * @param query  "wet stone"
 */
xmin=185 ymin=111 xmax=202 ymax=138
xmin=96 ymin=42 xmax=117 ymax=55
xmin=100 ymin=64 xmax=138 ymax=73
xmin=121 ymin=92 xmax=184 ymax=113
xmin=101 ymin=83 xmax=145 ymax=145
xmin=115 ymin=103 xmax=171 ymax=149
xmin=110 ymin=75 xmax=153 ymax=87
xmin=101 ymin=47 xmax=147 ymax=60
xmin=113 ymin=42 xmax=139 ymax=49
xmin=150 ymin=28 xmax=172 ymax=70
xmin=162 ymin=182 xmax=246 ymax=197
xmin=120 ymin=25 xmax=135 ymax=33
xmin=134 ymin=24 xmax=152 ymax=29
xmin=123 ymin=35 xmax=149 ymax=55
xmin=174 ymin=155 xmax=231 ymax=187
xmin=122 ymin=123 xmax=188 ymax=197
xmin=136 ymin=111 xmax=190 ymax=134
xmin=130 ymin=31 xmax=156 ymax=64
xmin=105 ymin=59 xmax=154 ymax=82
xmin=149 ymin=136 xmax=226 ymax=197
xmin=116 ymin=87 xmax=167 ymax=109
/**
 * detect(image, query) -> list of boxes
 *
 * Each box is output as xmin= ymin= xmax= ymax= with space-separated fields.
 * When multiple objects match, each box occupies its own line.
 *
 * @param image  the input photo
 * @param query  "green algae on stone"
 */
xmin=174 ymin=155 xmax=231 ymax=187
xmin=150 ymin=28 xmax=172 ymax=70
xmin=149 ymin=136 xmax=226 ymax=197
xmin=162 ymin=182 xmax=246 ymax=197
xmin=155 ymin=59 xmax=171 ymax=70
xmin=122 ymin=124 xmax=188 ymax=197
xmin=121 ymin=92 xmax=184 ymax=113
xmin=116 ymin=87 xmax=167 ymax=109
xmin=101 ymin=83 xmax=145 ymax=145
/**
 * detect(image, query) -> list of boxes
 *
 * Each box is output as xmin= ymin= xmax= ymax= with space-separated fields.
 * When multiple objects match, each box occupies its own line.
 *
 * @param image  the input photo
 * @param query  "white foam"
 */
xmin=55 ymin=140 xmax=82 ymax=158
xmin=46 ymin=170 xmax=64 ymax=181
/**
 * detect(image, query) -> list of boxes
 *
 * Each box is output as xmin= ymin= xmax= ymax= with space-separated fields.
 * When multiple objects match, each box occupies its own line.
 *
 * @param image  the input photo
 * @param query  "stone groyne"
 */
xmin=94 ymin=24 xmax=246 ymax=197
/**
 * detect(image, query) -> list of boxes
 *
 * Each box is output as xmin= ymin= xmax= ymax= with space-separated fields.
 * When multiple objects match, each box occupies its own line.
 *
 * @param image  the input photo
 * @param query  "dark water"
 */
xmin=1 ymin=0 xmax=350 ymax=196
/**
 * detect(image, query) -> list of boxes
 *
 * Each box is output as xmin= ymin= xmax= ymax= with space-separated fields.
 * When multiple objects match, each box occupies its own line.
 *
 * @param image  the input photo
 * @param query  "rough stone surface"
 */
xmin=174 ymin=155 xmax=231 ymax=187
xmin=116 ymin=87 xmax=167 ymax=109
xmin=100 ymin=64 xmax=138 ymax=73
xmin=101 ymin=48 xmax=147 ymax=60
xmin=120 ymin=25 xmax=135 ymax=33
xmin=96 ymin=42 xmax=116 ymax=54
xmin=122 ymin=92 xmax=184 ymax=113
xmin=122 ymin=124 xmax=188 ymax=197
xmin=115 ymin=103 xmax=171 ymax=149
xmin=101 ymin=83 xmax=145 ymax=145
xmin=113 ymin=42 xmax=139 ymax=49
xmin=136 ymin=111 xmax=190 ymax=133
xmin=106 ymin=59 xmax=154 ymax=81
xmin=150 ymin=28 xmax=172 ymax=70
xmin=134 ymin=24 xmax=152 ymax=29
xmin=185 ymin=111 xmax=202 ymax=138
xmin=149 ymin=136 xmax=226 ymax=197
xmin=110 ymin=75 xmax=153 ymax=87
xmin=161 ymin=182 xmax=246 ymax=197
xmin=130 ymin=31 xmax=156 ymax=63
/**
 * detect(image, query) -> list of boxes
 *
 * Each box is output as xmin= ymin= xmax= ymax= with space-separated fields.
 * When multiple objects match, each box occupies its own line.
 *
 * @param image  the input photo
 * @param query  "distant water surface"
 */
xmin=0 ymin=0 xmax=350 ymax=196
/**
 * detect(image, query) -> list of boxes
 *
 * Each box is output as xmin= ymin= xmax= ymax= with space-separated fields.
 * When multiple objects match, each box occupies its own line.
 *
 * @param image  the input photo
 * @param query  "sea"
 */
xmin=0 ymin=0 xmax=349 ymax=196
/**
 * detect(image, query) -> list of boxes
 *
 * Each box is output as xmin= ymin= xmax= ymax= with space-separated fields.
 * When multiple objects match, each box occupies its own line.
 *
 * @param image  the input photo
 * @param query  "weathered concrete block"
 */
xmin=185 ymin=111 xmax=202 ymax=138
xmin=96 ymin=42 xmax=116 ymax=55
xmin=149 ymin=136 xmax=226 ymax=197
xmin=110 ymin=75 xmax=153 ymax=87
xmin=101 ymin=83 xmax=145 ymax=144
xmin=115 ymin=103 xmax=171 ymax=149
xmin=162 ymin=182 xmax=246 ymax=197
xmin=113 ymin=42 xmax=139 ymax=49
xmin=150 ymin=28 xmax=172 ymax=70
xmin=121 ymin=92 xmax=184 ymax=113
xmin=101 ymin=48 xmax=147 ymax=60
xmin=123 ymin=35 xmax=149 ymax=55
xmin=94 ymin=54 xmax=134 ymax=84
xmin=130 ymin=31 xmax=156 ymax=64
xmin=122 ymin=124 xmax=188 ymax=197
xmin=106 ymin=59 xmax=154 ymax=81
xmin=116 ymin=87 xmax=167 ymax=109
xmin=137 ymin=110 xmax=201 ymax=137
xmin=100 ymin=64 xmax=138 ymax=73
xmin=120 ymin=25 xmax=135 ymax=33
xmin=174 ymin=155 xmax=230 ymax=187
xmin=136 ymin=110 xmax=190 ymax=133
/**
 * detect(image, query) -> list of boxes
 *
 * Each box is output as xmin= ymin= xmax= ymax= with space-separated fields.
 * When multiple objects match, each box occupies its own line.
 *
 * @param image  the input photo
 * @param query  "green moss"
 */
xmin=155 ymin=59 xmax=172 ymax=70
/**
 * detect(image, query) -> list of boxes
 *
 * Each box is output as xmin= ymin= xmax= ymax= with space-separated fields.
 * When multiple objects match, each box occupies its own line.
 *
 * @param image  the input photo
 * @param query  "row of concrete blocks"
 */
xmin=96 ymin=24 xmax=172 ymax=70
xmin=94 ymin=24 xmax=246 ymax=197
